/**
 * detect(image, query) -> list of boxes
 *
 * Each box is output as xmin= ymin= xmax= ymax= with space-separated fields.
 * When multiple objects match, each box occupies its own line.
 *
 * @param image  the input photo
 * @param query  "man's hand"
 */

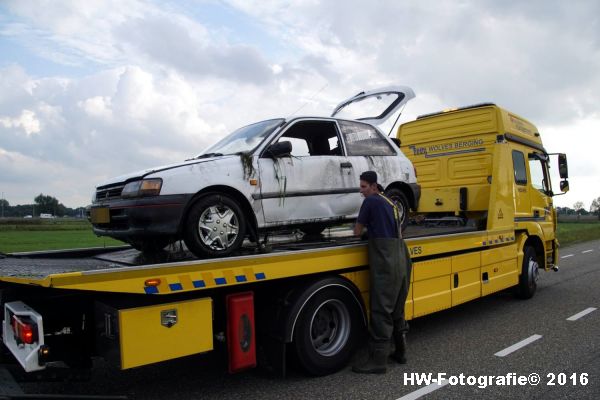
xmin=353 ymin=222 xmax=364 ymax=237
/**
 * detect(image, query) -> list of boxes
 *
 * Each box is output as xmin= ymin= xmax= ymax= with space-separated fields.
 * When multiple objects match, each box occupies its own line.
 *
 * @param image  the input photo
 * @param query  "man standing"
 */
xmin=352 ymin=171 xmax=412 ymax=374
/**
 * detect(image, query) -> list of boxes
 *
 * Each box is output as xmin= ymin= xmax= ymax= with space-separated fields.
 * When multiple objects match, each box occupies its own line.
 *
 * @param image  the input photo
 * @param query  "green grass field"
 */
xmin=0 ymin=218 xmax=123 ymax=253
xmin=0 ymin=218 xmax=599 ymax=253
xmin=556 ymin=222 xmax=600 ymax=247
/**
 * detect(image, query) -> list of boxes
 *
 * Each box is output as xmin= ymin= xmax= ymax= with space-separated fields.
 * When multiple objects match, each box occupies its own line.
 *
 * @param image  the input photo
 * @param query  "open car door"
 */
xmin=331 ymin=86 xmax=415 ymax=126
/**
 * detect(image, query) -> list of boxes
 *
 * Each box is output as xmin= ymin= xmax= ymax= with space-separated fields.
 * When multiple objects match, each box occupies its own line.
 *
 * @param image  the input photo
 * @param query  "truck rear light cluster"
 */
xmin=11 ymin=314 xmax=38 ymax=345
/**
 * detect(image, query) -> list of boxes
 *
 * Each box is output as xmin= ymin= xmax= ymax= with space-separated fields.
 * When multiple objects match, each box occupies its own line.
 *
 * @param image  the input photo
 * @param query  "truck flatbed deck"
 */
xmin=0 ymin=225 xmax=483 ymax=293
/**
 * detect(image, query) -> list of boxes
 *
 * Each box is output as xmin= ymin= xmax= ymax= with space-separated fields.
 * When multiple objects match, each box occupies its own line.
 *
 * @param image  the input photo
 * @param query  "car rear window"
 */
xmin=338 ymin=121 xmax=396 ymax=156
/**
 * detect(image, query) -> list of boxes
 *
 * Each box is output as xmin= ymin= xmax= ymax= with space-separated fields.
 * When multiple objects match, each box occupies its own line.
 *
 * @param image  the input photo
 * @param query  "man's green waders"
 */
xmin=368 ymin=237 xmax=412 ymax=342
xmin=353 ymin=194 xmax=412 ymax=374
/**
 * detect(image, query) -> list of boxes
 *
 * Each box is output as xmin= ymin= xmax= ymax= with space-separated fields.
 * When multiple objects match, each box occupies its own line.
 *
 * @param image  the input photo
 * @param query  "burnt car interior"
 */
xmin=275 ymin=121 xmax=342 ymax=157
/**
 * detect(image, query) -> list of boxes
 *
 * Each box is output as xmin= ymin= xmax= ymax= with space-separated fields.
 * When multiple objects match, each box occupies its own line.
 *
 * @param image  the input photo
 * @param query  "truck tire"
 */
xmin=292 ymin=285 xmax=364 ymax=376
xmin=516 ymin=246 xmax=539 ymax=299
xmin=183 ymin=193 xmax=246 ymax=258
xmin=384 ymin=188 xmax=410 ymax=232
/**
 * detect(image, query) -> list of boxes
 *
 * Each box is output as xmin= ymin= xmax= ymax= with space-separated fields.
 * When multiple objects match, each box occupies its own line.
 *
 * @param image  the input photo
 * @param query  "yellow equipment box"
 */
xmin=95 ymin=298 xmax=213 ymax=369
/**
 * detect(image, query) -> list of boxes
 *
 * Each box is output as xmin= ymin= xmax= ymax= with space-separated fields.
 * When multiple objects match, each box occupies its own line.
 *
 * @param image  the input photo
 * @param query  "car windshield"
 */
xmin=198 ymin=118 xmax=284 ymax=156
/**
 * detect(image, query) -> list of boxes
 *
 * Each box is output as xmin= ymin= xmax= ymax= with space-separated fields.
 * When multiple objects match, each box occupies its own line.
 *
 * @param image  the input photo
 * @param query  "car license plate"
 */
xmin=91 ymin=207 xmax=110 ymax=224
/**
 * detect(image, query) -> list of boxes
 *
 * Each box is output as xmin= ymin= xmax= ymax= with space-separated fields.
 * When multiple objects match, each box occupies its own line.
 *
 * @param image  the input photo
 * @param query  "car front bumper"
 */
xmin=89 ymin=194 xmax=192 ymax=239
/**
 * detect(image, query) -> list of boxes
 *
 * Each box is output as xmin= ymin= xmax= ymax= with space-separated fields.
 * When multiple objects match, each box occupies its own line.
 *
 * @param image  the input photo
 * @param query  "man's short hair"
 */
xmin=360 ymin=170 xmax=377 ymax=184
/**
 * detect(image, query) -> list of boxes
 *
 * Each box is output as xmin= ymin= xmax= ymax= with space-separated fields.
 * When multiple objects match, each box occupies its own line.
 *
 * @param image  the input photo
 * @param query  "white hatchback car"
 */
xmin=90 ymin=86 xmax=420 ymax=258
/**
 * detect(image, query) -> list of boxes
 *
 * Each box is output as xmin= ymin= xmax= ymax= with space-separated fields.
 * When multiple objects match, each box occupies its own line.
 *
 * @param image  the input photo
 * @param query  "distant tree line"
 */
xmin=556 ymin=197 xmax=600 ymax=220
xmin=0 ymin=194 xmax=86 ymax=218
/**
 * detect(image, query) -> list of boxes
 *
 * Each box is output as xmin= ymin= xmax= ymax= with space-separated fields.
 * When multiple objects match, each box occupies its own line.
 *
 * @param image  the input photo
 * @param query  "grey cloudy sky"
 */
xmin=0 ymin=0 xmax=598 ymax=208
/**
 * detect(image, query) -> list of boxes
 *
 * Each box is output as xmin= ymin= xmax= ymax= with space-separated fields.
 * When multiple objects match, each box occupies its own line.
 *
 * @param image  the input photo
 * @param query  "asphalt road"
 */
xmin=20 ymin=239 xmax=600 ymax=399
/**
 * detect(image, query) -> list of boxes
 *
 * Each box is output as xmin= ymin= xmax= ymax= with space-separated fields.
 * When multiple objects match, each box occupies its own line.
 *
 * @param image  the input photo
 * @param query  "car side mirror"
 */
xmin=266 ymin=141 xmax=292 ymax=158
xmin=558 ymin=153 xmax=568 ymax=179
xmin=560 ymin=180 xmax=569 ymax=193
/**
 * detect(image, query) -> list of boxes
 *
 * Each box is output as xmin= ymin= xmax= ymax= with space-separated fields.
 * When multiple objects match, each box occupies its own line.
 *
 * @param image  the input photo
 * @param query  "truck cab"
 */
xmin=398 ymin=103 xmax=569 ymax=273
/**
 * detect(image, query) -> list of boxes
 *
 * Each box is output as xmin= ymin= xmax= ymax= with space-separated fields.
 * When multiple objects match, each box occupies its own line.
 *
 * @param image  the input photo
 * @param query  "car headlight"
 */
xmin=121 ymin=178 xmax=163 ymax=198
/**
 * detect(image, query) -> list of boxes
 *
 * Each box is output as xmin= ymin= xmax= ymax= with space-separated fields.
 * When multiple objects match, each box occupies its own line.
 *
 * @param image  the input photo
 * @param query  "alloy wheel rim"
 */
xmin=390 ymin=195 xmax=407 ymax=225
xmin=198 ymin=205 xmax=239 ymax=250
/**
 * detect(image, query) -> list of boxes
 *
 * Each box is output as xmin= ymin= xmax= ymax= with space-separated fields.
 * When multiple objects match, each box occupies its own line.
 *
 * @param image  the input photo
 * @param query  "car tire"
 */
xmin=516 ymin=246 xmax=539 ymax=299
xmin=292 ymin=285 xmax=365 ymax=376
xmin=129 ymin=238 xmax=170 ymax=253
xmin=183 ymin=193 xmax=246 ymax=258
xmin=384 ymin=188 xmax=410 ymax=232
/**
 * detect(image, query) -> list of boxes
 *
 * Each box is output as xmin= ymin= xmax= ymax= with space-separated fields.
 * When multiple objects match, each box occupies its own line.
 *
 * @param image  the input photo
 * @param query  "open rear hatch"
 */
xmin=331 ymin=86 xmax=415 ymax=126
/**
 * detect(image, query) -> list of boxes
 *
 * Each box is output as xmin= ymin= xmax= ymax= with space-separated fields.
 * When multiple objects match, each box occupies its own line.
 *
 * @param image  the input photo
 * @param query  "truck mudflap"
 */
xmin=3 ymin=301 xmax=47 ymax=372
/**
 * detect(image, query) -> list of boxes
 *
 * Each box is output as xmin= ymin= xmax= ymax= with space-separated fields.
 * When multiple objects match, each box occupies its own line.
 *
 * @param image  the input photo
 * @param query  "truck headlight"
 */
xmin=121 ymin=178 xmax=163 ymax=198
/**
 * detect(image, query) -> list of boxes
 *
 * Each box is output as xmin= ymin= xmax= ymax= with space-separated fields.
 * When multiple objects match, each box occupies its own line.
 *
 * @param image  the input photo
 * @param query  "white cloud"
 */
xmin=78 ymin=96 xmax=112 ymax=119
xmin=541 ymin=115 xmax=600 ymax=208
xmin=0 ymin=109 xmax=40 ymax=135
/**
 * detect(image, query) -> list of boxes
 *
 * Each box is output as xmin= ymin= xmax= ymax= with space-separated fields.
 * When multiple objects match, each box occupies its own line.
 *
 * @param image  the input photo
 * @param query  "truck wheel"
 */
xmin=385 ymin=188 xmax=410 ymax=232
xmin=292 ymin=286 xmax=364 ymax=376
xmin=516 ymin=246 xmax=539 ymax=299
xmin=183 ymin=193 xmax=246 ymax=258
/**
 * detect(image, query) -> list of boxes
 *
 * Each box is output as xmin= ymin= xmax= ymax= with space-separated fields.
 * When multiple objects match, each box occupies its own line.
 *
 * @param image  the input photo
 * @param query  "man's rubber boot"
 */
xmin=391 ymin=331 xmax=407 ymax=364
xmin=352 ymin=342 xmax=389 ymax=374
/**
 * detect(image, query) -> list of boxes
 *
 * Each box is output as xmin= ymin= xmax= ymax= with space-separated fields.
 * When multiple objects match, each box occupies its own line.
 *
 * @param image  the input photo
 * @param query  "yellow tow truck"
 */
xmin=0 ymin=104 xmax=569 ymax=377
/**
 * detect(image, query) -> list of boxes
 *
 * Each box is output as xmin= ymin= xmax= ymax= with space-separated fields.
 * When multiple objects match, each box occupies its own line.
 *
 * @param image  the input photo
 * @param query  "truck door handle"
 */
xmin=534 ymin=210 xmax=540 ymax=217
xmin=340 ymin=162 xmax=353 ymax=168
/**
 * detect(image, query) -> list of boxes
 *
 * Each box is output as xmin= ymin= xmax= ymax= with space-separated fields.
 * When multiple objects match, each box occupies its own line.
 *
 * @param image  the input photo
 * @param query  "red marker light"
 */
xmin=145 ymin=278 xmax=161 ymax=287
xmin=12 ymin=315 xmax=37 ymax=345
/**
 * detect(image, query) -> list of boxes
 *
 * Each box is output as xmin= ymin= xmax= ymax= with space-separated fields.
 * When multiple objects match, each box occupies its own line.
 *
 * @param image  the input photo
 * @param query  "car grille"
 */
xmin=95 ymin=184 xmax=125 ymax=201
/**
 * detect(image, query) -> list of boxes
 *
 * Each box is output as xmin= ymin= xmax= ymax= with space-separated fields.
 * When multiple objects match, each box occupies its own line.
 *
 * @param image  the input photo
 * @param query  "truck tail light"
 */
xmin=12 ymin=315 xmax=37 ymax=345
xmin=226 ymin=292 xmax=256 ymax=373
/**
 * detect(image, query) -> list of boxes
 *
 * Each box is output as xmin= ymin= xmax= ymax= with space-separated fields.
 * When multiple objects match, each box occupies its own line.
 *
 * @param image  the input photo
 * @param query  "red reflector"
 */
xmin=226 ymin=292 xmax=256 ymax=373
xmin=12 ymin=315 xmax=37 ymax=345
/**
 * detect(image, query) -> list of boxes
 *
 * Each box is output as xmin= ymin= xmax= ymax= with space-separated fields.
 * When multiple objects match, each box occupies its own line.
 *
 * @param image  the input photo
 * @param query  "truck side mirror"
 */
xmin=560 ymin=180 xmax=569 ymax=193
xmin=265 ymin=141 xmax=292 ymax=158
xmin=558 ymin=153 xmax=568 ymax=179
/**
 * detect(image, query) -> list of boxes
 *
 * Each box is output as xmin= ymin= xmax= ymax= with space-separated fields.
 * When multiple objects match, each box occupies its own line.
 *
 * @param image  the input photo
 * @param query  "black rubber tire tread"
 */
xmin=516 ymin=246 xmax=538 ymax=299
xmin=183 ymin=193 xmax=246 ymax=258
xmin=292 ymin=285 xmax=364 ymax=376
xmin=384 ymin=187 xmax=410 ymax=232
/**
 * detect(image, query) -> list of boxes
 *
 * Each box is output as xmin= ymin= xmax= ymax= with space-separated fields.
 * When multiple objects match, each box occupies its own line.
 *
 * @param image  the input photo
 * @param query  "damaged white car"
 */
xmin=90 ymin=86 xmax=420 ymax=258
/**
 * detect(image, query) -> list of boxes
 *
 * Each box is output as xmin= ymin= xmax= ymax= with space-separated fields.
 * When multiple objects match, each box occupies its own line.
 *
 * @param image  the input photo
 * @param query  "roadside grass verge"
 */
xmin=557 ymin=222 xmax=600 ymax=247
xmin=0 ymin=231 xmax=123 ymax=253
xmin=0 ymin=218 xmax=123 ymax=253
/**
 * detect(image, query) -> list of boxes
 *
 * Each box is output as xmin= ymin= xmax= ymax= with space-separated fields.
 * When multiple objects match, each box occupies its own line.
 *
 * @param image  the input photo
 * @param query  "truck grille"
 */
xmin=95 ymin=184 xmax=125 ymax=201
